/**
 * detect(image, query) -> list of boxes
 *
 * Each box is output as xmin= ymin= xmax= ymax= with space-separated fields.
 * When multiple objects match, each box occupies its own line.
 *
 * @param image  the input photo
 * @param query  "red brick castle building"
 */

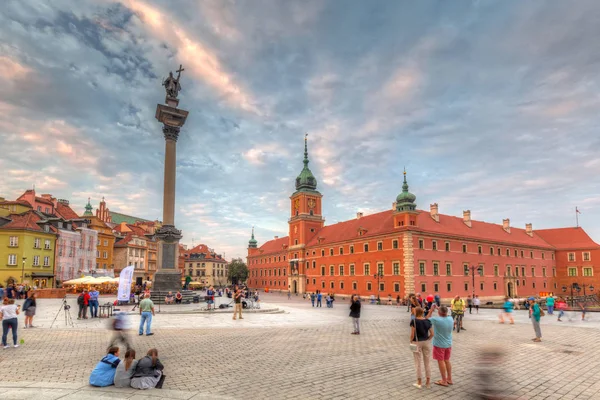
xmin=247 ymin=138 xmax=599 ymax=301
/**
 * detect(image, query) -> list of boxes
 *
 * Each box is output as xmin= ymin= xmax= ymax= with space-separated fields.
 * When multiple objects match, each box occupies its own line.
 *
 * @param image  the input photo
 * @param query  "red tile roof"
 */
xmin=184 ymin=244 xmax=227 ymax=261
xmin=257 ymin=236 xmax=289 ymax=255
xmin=114 ymin=233 xmax=133 ymax=247
xmin=294 ymin=209 xmax=555 ymax=248
xmin=536 ymin=227 xmax=600 ymax=250
xmin=55 ymin=202 xmax=80 ymax=220
xmin=35 ymin=196 xmax=54 ymax=206
xmin=0 ymin=211 xmax=56 ymax=233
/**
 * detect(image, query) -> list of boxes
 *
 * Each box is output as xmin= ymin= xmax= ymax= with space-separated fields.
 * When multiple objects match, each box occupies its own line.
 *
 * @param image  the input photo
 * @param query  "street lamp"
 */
xmin=373 ymin=272 xmax=384 ymax=304
xmin=561 ymin=283 xmax=580 ymax=307
xmin=469 ymin=265 xmax=483 ymax=300
xmin=21 ymin=256 xmax=27 ymax=283
xmin=581 ymin=284 xmax=595 ymax=297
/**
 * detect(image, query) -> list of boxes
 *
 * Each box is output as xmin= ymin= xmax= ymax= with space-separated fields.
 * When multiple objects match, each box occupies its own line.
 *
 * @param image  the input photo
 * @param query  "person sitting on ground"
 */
xmin=130 ymin=348 xmax=165 ymax=389
xmin=89 ymin=347 xmax=121 ymax=387
xmin=175 ymin=291 xmax=183 ymax=304
xmin=114 ymin=349 xmax=138 ymax=388
xmin=164 ymin=292 xmax=174 ymax=304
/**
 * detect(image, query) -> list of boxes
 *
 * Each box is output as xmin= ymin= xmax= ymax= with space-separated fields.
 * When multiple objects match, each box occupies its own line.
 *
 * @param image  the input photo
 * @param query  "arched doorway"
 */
xmin=292 ymin=280 xmax=298 ymax=294
xmin=507 ymin=282 xmax=514 ymax=298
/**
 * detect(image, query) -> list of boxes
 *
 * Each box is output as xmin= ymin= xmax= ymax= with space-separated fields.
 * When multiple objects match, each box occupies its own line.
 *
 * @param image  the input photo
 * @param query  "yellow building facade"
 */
xmin=0 ymin=210 xmax=58 ymax=288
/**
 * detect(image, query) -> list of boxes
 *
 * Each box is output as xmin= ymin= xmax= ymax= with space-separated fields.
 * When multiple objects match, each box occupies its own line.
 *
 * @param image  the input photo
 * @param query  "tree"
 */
xmin=227 ymin=258 xmax=249 ymax=285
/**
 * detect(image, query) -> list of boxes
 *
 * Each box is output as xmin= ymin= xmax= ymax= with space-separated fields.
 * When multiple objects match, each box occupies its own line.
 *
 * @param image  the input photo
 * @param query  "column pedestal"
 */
xmin=153 ymin=224 xmax=183 ymax=295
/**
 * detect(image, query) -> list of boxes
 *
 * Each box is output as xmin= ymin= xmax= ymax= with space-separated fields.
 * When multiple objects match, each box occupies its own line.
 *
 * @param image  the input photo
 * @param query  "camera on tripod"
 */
xmin=63 ymin=297 xmax=70 ymax=310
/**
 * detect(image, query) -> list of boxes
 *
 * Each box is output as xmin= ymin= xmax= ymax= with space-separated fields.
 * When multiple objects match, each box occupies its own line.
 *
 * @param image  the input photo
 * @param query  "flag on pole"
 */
xmin=576 ymin=207 xmax=581 ymax=214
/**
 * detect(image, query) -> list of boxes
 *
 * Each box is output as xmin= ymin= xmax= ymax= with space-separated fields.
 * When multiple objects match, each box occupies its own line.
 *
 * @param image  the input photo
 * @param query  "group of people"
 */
xmin=309 ymin=291 xmax=332 ymax=307
xmin=90 ymin=347 xmax=165 ymax=389
xmin=0 ymin=290 xmax=37 ymax=349
xmin=0 ymin=283 xmax=33 ymax=300
xmin=76 ymin=287 xmax=100 ymax=319
xmin=163 ymin=291 xmax=183 ymax=304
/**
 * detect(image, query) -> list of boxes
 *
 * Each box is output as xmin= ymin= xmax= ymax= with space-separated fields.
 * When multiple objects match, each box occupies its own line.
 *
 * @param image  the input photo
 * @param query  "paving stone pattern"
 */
xmin=1 ymin=298 xmax=599 ymax=399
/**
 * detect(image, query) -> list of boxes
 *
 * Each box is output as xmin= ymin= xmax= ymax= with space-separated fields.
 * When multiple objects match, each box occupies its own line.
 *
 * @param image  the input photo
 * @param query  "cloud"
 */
xmin=1 ymin=0 xmax=600 ymax=258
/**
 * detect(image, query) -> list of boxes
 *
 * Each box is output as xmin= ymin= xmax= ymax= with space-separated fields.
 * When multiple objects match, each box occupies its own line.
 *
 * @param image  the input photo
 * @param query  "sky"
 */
xmin=1 ymin=0 xmax=600 ymax=259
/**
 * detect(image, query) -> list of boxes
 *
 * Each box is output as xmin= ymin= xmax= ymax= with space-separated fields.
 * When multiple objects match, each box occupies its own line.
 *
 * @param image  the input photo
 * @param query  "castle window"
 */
xmin=432 ymin=241 xmax=437 ymax=251
xmin=350 ymin=246 xmax=354 ymax=254
xmin=321 ymin=250 xmax=325 ymax=257
xmin=418 ymin=239 xmax=424 ymax=249
xmin=364 ymin=243 xmax=369 ymax=252
xmin=339 ymin=247 xmax=344 ymax=255
xmin=377 ymin=242 xmax=383 ymax=251
xmin=478 ymin=245 xmax=482 ymax=254
xmin=445 ymin=242 xmax=450 ymax=252
xmin=329 ymin=248 xmax=333 ymax=256
xmin=490 ymin=247 xmax=494 ymax=255
xmin=392 ymin=240 xmax=398 ymax=249
xmin=462 ymin=244 xmax=467 ymax=253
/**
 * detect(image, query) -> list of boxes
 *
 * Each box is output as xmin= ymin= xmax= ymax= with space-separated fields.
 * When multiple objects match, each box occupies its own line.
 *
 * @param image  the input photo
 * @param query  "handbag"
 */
xmin=410 ymin=320 xmax=420 ymax=353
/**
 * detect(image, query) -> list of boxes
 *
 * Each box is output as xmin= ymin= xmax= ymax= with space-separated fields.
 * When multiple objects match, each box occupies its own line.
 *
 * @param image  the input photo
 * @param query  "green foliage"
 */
xmin=227 ymin=258 xmax=249 ymax=284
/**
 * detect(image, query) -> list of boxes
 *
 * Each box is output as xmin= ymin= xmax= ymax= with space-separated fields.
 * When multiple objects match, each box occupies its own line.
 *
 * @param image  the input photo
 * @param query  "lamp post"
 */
xmin=373 ymin=272 xmax=384 ymax=304
xmin=581 ymin=284 xmax=595 ymax=297
xmin=21 ymin=256 xmax=27 ymax=283
xmin=469 ymin=265 xmax=483 ymax=300
xmin=562 ymin=283 xmax=580 ymax=307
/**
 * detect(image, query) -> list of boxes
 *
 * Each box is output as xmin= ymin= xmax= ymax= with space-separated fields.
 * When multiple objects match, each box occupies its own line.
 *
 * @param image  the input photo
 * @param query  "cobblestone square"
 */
xmin=0 ymin=294 xmax=599 ymax=399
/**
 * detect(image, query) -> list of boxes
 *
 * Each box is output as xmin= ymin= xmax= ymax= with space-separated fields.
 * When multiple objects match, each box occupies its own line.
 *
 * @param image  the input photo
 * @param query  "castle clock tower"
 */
xmin=288 ymin=135 xmax=324 ymax=294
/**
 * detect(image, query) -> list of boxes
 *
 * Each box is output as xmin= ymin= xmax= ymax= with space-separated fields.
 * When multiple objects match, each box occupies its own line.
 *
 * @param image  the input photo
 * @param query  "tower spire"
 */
xmin=396 ymin=169 xmax=416 ymax=211
xmin=295 ymin=134 xmax=318 ymax=192
xmin=248 ymin=226 xmax=258 ymax=248
xmin=83 ymin=197 xmax=93 ymax=216
xmin=304 ymin=133 xmax=309 ymax=166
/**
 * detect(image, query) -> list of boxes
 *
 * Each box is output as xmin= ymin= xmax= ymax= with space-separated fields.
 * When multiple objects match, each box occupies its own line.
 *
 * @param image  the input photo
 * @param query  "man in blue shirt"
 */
xmin=316 ymin=291 xmax=322 ymax=307
xmin=427 ymin=304 xmax=454 ymax=387
xmin=88 ymin=286 xmax=100 ymax=318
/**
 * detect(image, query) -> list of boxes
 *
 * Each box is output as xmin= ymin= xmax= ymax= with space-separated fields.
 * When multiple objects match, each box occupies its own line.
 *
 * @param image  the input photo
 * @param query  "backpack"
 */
xmin=77 ymin=294 xmax=85 ymax=305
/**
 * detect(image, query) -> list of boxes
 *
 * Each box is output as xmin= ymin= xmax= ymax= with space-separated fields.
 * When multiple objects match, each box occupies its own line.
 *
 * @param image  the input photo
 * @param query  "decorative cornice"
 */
xmin=154 ymin=224 xmax=182 ymax=243
xmin=163 ymin=125 xmax=181 ymax=141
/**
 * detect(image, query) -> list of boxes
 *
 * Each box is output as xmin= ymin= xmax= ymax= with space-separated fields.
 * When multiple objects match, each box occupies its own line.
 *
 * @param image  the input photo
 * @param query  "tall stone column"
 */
xmin=152 ymin=66 xmax=189 ymax=295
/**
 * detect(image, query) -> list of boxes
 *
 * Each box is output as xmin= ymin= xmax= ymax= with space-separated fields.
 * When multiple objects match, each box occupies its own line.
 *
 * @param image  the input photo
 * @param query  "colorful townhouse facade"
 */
xmin=0 ymin=208 xmax=58 ymax=288
xmin=246 ymin=139 xmax=598 ymax=301
xmin=82 ymin=199 xmax=116 ymax=276
xmin=181 ymin=244 xmax=228 ymax=287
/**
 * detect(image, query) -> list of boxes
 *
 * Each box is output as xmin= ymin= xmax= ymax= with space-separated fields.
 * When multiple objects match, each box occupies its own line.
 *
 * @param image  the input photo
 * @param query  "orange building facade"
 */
xmin=247 ymin=138 xmax=598 ymax=302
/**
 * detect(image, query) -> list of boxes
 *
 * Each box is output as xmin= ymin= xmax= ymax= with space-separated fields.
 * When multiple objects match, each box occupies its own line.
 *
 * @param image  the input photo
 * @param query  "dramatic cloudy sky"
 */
xmin=1 ymin=0 xmax=600 ymax=259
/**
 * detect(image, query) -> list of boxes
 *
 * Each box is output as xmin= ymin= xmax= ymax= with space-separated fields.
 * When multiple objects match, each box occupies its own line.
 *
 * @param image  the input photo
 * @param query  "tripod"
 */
xmin=50 ymin=296 xmax=75 ymax=328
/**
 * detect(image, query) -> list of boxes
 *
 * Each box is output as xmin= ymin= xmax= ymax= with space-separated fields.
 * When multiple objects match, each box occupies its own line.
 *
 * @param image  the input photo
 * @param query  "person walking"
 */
xmin=556 ymin=297 xmax=567 ymax=321
xmin=310 ymin=292 xmax=315 ymax=307
xmin=22 ymin=291 xmax=37 ymax=328
xmin=529 ymin=297 xmax=542 ymax=342
xmin=545 ymin=296 xmax=555 ymax=315
xmin=233 ymin=285 xmax=243 ymax=320
xmin=109 ymin=311 xmax=132 ymax=351
xmin=467 ymin=295 xmax=473 ymax=314
xmin=499 ymin=296 xmax=514 ymax=324
xmin=288 ymin=290 xmax=291 ymax=300
xmin=138 ymin=295 xmax=155 ymax=336
xmin=349 ymin=295 xmax=361 ymax=335
xmin=1 ymin=299 xmax=20 ymax=348
xmin=88 ymin=286 xmax=100 ymax=318
xmin=316 ymin=291 xmax=322 ymax=307
xmin=410 ymin=307 xmax=433 ymax=389
xmin=426 ymin=304 xmax=454 ymax=387
xmin=473 ymin=295 xmax=481 ymax=314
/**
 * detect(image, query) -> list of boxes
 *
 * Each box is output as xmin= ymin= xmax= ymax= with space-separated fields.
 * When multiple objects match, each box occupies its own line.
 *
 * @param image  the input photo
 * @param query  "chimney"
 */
xmin=430 ymin=203 xmax=439 ymax=222
xmin=503 ymin=218 xmax=510 ymax=233
xmin=356 ymin=212 xmax=363 ymax=219
xmin=525 ymin=223 xmax=533 ymax=237
xmin=274 ymin=236 xmax=279 ymax=239
xmin=463 ymin=210 xmax=471 ymax=228
xmin=392 ymin=202 xmax=397 ymax=210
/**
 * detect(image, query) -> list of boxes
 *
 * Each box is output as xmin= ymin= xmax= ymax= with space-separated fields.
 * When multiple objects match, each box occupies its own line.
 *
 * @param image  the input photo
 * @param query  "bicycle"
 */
xmin=452 ymin=311 xmax=464 ymax=333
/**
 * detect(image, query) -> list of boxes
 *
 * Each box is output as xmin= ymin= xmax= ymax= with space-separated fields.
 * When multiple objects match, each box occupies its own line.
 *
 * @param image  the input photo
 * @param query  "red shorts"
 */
xmin=433 ymin=346 xmax=452 ymax=361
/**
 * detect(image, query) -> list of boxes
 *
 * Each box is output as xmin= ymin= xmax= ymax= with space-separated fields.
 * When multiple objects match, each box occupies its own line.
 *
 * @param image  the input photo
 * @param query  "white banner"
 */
xmin=117 ymin=265 xmax=135 ymax=302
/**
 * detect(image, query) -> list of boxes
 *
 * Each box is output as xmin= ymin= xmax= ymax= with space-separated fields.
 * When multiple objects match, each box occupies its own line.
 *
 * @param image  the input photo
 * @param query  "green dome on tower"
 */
xmin=248 ymin=227 xmax=258 ymax=248
xmin=295 ymin=134 xmax=318 ymax=192
xmin=396 ymin=170 xmax=417 ymax=212
xmin=83 ymin=198 xmax=93 ymax=216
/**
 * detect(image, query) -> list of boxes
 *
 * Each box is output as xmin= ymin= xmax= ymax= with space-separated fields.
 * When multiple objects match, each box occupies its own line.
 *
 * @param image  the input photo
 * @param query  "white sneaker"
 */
xmin=3 ymin=345 xmax=8 ymax=349
xmin=13 ymin=344 xmax=19 ymax=348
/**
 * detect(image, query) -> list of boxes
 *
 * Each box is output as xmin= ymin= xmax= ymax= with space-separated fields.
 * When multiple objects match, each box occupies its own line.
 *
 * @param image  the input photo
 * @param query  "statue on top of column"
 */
xmin=163 ymin=64 xmax=184 ymax=99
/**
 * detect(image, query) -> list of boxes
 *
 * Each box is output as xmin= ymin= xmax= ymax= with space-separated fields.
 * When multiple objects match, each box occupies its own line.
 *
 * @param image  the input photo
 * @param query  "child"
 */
xmin=89 ymin=347 xmax=121 ymax=387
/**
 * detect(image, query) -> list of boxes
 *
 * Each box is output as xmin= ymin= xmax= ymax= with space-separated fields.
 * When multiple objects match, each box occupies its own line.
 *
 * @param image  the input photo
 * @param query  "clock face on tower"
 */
xmin=307 ymin=199 xmax=316 ymax=209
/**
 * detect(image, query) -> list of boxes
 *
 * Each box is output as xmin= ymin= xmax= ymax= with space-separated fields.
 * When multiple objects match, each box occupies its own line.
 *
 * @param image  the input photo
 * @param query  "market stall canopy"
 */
xmin=63 ymin=276 xmax=96 ymax=285
xmin=188 ymin=281 xmax=203 ymax=286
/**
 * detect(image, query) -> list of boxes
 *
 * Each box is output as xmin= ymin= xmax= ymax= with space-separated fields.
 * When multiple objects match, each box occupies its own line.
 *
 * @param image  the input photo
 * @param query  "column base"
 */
xmin=152 ymin=270 xmax=182 ymax=293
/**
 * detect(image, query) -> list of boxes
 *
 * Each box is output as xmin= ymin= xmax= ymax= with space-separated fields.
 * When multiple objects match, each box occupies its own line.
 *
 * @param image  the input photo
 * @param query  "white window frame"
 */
xmin=568 ymin=252 xmax=575 ymax=262
xmin=9 ymin=236 xmax=18 ymax=247
xmin=8 ymin=254 xmax=17 ymax=265
xmin=583 ymin=252 xmax=591 ymax=262
xmin=583 ymin=267 xmax=593 ymax=277
xmin=568 ymin=267 xmax=577 ymax=277
xmin=43 ymin=256 xmax=50 ymax=267
xmin=33 ymin=255 xmax=40 ymax=266
xmin=44 ymin=239 xmax=51 ymax=250
xmin=34 ymin=238 xmax=41 ymax=249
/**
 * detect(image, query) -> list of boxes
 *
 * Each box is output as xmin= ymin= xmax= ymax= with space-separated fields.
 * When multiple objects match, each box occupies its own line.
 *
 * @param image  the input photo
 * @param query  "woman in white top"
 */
xmin=1 ymin=299 xmax=20 ymax=349
xmin=114 ymin=349 xmax=138 ymax=388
